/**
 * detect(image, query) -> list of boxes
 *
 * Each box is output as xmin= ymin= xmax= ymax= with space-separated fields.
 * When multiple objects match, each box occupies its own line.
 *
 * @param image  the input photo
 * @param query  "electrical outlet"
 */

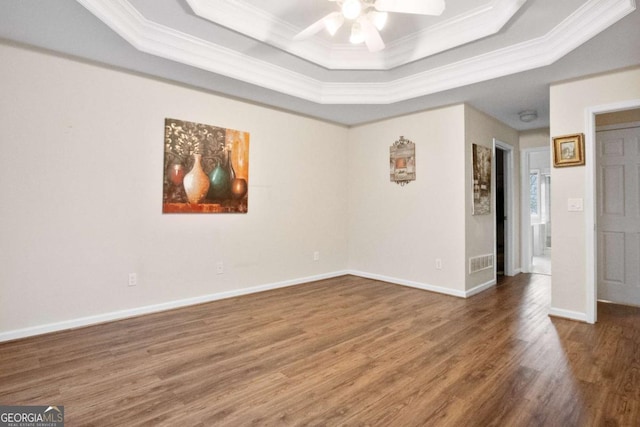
xmin=435 ymin=259 xmax=442 ymax=270
xmin=216 ymin=262 xmax=224 ymax=275
xmin=313 ymin=251 xmax=320 ymax=261
xmin=128 ymin=273 xmax=137 ymax=287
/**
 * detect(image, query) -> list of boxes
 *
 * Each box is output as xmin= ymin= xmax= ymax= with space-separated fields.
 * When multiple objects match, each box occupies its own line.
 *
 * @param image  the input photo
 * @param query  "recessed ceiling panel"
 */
xmin=1 ymin=0 xmax=639 ymax=130
xmin=182 ymin=0 xmax=529 ymax=69
xmin=78 ymin=0 xmax=637 ymax=105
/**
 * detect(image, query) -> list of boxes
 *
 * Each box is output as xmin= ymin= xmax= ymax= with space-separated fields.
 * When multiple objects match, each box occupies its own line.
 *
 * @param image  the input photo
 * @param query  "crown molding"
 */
xmin=76 ymin=0 xmax=324 ymax=99
xmin=185 ymin=0 xmax=527 ymax=70
xmin=321 ymin=0 xmax=636 ymax=103
xmin=382 ymin=0 xmax=527 ymax=67
xmin=76 ymin=0 xmax=636 ymax=104
xmin=184 ymin=0 xmax=337 ymax=67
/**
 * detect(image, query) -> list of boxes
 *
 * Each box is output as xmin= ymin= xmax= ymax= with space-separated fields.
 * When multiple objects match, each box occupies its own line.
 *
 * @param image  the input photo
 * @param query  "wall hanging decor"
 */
xmin=552 ymin=133 xmax=585 ymax=167
xmin=390 ymin=135 xmax=416 ymax=186
xmin=162 ymin=118 xmax=249 ymax=213
xmin=472 ymin=143 xmax=491 ymax=215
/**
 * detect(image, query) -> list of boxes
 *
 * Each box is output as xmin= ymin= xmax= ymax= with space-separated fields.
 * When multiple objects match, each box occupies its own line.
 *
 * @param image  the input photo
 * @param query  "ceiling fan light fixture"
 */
xmin=349 ymin=22 xmax=365 ymax=44
xmin=323 ymin=13 xmax=344 ymax=35
xmin=342 ymin=0 xmax=362 ymax=20
xmin=368 ymin=11 xmax=388 ymax=30
xmin=294 ymin=0 xmax=448 ymax=51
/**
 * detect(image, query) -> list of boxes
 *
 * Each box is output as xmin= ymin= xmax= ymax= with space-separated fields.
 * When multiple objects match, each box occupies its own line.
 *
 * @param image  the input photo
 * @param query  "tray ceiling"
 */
xmin=78 ymin=0 xmax=635 ymax=105
xmin=1 ymin=0 xmax=638 ymax=129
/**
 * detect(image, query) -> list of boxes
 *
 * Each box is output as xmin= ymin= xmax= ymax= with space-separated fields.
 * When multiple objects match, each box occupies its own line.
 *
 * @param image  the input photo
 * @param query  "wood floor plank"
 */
xmin=2 ymin=273 xmax=640 ymax=425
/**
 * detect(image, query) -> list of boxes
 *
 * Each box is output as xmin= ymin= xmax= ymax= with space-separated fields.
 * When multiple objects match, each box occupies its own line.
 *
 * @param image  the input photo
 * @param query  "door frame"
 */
xmin=494 ymin=139 xmax=516 ymax=277
xmin=585 ymin=99 xmax=640 ymax=324
xmin=520 ymin=146 xmax=551 ymax=273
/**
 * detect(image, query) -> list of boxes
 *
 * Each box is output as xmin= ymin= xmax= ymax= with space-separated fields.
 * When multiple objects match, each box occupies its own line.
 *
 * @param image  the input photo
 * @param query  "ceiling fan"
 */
xmin=294 ymin=0 xmax=446 ymax=52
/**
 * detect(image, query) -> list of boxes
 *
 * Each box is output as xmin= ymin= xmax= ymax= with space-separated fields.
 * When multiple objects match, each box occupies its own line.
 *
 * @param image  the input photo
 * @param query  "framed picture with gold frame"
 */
xmin=553 ymin=133 xmax=585 ymax=167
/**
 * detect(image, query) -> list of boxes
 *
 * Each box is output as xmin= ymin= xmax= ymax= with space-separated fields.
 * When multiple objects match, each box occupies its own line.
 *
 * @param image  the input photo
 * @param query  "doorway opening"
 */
xmin=529 ymin=151 xmax=551 ymax=275
xmin=494 ymin=139 xmax=515 ymax=278
xmin=521 ymin=147 xmax=551 ymax=275
xmin=496 ymin=147 xmax=505 ymax=275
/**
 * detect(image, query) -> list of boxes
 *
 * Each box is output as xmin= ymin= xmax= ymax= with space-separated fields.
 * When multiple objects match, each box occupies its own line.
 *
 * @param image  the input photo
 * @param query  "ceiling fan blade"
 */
xmin=374 ymin=0 xmax=445 ymax=15
xmin=359 ymin=17 xmax=385 ymax=53
xmin=294 ymin=12 xmax=343 ymax=40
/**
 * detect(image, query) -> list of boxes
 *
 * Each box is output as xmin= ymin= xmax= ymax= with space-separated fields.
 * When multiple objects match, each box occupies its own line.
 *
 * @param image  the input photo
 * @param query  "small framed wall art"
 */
xmin=472 ymin=143 xmax=491 ymax=215
xmin=390 ymin=136 xmax=415 ymax=186
xmin=553 ymin=133 xmax=585 ymax=167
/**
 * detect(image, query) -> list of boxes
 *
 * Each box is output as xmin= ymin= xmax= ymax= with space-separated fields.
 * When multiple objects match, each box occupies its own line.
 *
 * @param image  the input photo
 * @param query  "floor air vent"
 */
xmin=469 ymin=254 xmax=494 ymax=274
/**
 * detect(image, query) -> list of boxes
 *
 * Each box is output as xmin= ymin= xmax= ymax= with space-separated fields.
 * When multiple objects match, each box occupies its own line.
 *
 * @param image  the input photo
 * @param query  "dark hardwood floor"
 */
xmin=1 ymin=274 xmax=639 ymax=426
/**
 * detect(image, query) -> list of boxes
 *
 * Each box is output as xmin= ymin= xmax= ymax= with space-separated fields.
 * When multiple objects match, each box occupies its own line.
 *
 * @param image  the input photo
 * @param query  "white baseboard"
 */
xmin=348 ymin=270 xmax=496 ymax=298
xmin=0 ymin=270 xmax=506 ymax=342
xmin=549 ymin=307 xmax=588 ymax=322
xmin=0 ymin=270 xmax=349 ymax=343
xmin=347 ymin=270 xmax=467 ymax=298
xmin=465 ymin=279 xmax=496 ymax=297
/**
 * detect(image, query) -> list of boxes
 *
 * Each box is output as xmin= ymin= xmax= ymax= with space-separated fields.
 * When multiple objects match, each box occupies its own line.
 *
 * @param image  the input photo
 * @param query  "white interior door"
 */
xmin=597 ymin=125 xmax=640 ymax=305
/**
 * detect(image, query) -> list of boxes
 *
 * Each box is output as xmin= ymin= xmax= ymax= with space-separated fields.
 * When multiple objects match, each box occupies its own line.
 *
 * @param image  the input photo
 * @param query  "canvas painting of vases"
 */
xmin=162 ymin=118 xmax=249 ymax=214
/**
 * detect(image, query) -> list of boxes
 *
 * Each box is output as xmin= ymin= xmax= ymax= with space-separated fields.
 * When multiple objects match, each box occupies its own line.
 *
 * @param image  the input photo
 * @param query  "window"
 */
xmin=530 ymin=170 xmax=540 ymax=217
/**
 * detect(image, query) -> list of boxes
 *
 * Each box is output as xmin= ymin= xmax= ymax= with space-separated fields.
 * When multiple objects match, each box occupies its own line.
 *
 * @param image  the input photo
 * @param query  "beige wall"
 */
xmin=347 ymin=105 xmax=468 ymax=294
xmin=549 ymin=67 xmax=640 ymax=318
xmin=0 ymin=43 xmax=349 ymax=337
xmin=464 ymin=106 xmax=520 ymax=289
xmin=519 ymin=128 xmax=550 ymax=150
xmin=347 ymin=104 xmax=519 ymax=295
xmin=0 ymin=42 xmax=526 ymax=339
xmin=596 ymin=108 xmax=640 ymax=126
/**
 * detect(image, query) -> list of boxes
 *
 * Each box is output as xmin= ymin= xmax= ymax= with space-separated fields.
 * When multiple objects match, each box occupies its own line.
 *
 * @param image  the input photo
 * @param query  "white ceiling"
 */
xmin=1 ymin=0 xmax=639 ymax=130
